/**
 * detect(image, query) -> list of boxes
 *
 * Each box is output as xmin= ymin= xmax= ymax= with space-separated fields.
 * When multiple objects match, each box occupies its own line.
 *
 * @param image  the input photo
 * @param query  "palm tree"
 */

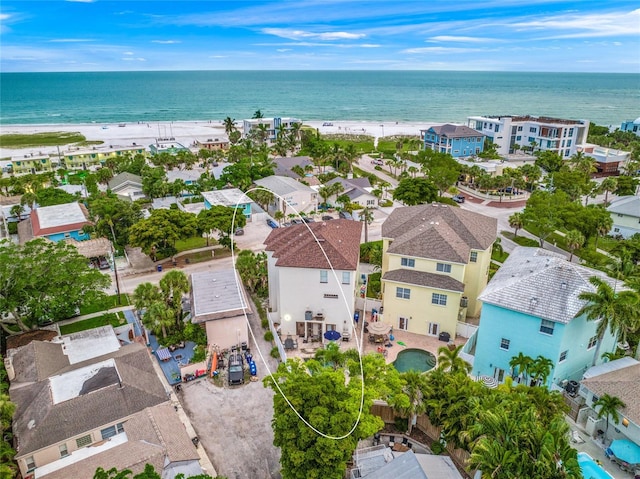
xmin=159 ymin=270 xmax=189 ymax=326
xmin=142 ymin=302 xmax=174 ymax=339
xmin=273 ymin=210 xmax=285 ymax=226
xmin=10 ymin=204 xmax=24 ymax=220
xmin=529 ymin=355 xmax=554 ymax=387
xmin=508 ymin=212 xmax=524 ymax=237
xmin=396 ymin=370 xmax=430 ymax=434
xmin=223 ymin=116 xmax=236 ymax=136
xmin=575 ymin=276 xmax=640 ymax=365
xmin=133 ymin=282 xmax=163 ymax=312
xmin=509 ymin=352 xmax=533 ymax=384
xmin=599 ymin=177 xmax=617 ymax=206
xmin=565 ymin=229 xmax=585 ymax=262
xmin=360 ymin=207 xmax=374 ymax=243
xmin=593 ymin=394 xmax=626 ymax=435
xmin=436 ymin=345 xmax=471 ymax=374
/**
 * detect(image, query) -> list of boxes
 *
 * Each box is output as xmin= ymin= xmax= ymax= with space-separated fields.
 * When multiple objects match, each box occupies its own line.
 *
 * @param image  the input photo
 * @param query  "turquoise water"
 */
xmin=577 ymin=452 xmax=614 ymax=479
xmin=393 ymin=348 xmax=436 ymax=373
xmin=1 ymin=71 xmax=638 ymax=126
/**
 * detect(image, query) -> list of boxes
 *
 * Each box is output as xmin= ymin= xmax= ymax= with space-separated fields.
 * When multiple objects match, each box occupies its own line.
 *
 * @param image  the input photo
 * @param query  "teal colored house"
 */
xmin=201 ymin=189 xmax=252 ymax=220
xmin=29 ymin=202 xmax=92 ymax=243
xmin=466 ymin=247 xmax=618 ymax=389
xmin=421 ymin=124 xmax=485 ymax=158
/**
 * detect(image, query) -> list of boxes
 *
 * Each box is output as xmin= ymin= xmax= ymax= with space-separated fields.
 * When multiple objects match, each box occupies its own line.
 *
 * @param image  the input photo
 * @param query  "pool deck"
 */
xmin=566 ymin=416 xmax=635 ymax=479
xmin=148 ymin=333 xmax=197 ymax=385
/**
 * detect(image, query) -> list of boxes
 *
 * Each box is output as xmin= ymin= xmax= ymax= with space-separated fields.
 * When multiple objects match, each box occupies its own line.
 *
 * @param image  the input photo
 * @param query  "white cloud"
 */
xmin=262 ymin=28 xmax=365 ymax=41
xmin=276 ymin=49 xmax=291 ymax=52
xmin=208 ymin=55 xmax=227 ymax=58
xmin=0 ymin=14 xmax=10 ymax=21
xmin=511 ymin=8 xmax=640 ymax=39
xmin=49 ymin=38 xmax=95 ymax=43
xmin=427 ymin=35 xmax=498 ymax=43
xmin=403 ymin=46 xmax=487 ymax=54
xmin=151 ymin=40 xmax=181 ymax=44
xmin=66 ymin=0 xmax=96 ymax=3
xmin=123 ymin=51 xmax=134 ymax=55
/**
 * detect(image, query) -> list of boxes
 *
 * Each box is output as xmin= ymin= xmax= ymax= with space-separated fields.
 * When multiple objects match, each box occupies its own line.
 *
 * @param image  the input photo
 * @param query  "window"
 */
xmin=342 ymin=272 xmax=350 ymax=284
xmin=517 ymin=126 xmax=523 ymax=131
xmin=436 ymin=263 xmax=452 ymax=273
xmin=495 ymin=125 xmax=500 ymax=133
xmin=101 ymin=423 xmax=124 ymax=440
xmin=76 ymin=434 xmax=92 ymax=448
xmin=500 ymin=338 xmax=510 ymax=350
xmin=320 ymin=270 xmax=328 ymax=283
xmin=431 ymin=293 xmax=447 ymax=306
xmin=26 ymin=456 xmax=36 ymax=471
xmin=559 ymin=350 xmax=568 ymax=362
xmin=401 ymin=258 xmax=415 ymax=267
xmin=588 ymin=335 xmax=597 ymax=349
xmin=398 ymin=317 xmax=409 ymax=330
xmin=529 ymin=127 xmax=537 ymax=133
xmin=470 ymin=251 xmax=478 ymax=263
xmin=540 ymin=319 xmax=555 ymax=335
xmin=516 ymin=135 xmax=522 ymax=141
xmin=592 ymin=394 xmax=599 ymax=404
xmin=396 ymin=287 xmax=410 ymax=300
xmin=59 ymin=443 xmax=69 ymax=458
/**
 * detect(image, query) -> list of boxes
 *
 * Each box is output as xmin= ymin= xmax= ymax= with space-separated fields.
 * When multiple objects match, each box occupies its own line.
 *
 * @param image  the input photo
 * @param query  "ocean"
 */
xmin=1 ymin=71 xmax=638 ymax=127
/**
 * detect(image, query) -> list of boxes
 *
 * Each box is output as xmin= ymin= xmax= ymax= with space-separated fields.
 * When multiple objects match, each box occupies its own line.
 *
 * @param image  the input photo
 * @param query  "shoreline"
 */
xmin=0 ymin=119 xmax=436 ymax=158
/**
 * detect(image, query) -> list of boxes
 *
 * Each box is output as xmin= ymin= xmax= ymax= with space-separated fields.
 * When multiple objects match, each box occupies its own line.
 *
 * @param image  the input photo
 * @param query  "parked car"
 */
xmin=291 ymin=218 xmax=304 ymax=225
xmin=452 ymin=195 xmax=465 ymax=203
xmin=234 ymin=228 xmax=244 ymax=236
xmin=339 ymin=211 xmax=354 ymax=220
xmin=98 ymin=256 xmax=110 ymax=269
xmin=228 ymin=353 xmax=244 ymax=385
xmin=321 ymin=215 xmax=333 ymax=221
xmin=266 ymin=219 xmax=279 ymax=228
xmin=371 ymin=159 xmax=384 ymax=165
xmin=302 ymin=217 xmax=315 ymax=223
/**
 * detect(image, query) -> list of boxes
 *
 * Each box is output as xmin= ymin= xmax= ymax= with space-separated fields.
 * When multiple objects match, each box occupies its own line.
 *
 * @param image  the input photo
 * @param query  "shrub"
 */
xmin=394 ymin=416 xmax=408 ymax=433
xmin=431 ymin=441 xmax=446 ymax=455
xmin=264 ymin=331 xmax=274 ymax=342
xmin=192 ymin=345 xmax=206 ymax=363
xmin=379 ymin=199 xmax=393 ymax=207
xmin=270 ymin=346 xmax=280 ymax=358
xmin=261 ymin=318 xmax=269 ymax=329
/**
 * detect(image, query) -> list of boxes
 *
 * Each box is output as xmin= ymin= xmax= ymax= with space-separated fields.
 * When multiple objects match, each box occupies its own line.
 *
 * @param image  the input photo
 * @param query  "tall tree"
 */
xmin=159 ymin=270 xmax=189 ymax=326
xmin=359 ymin=207 xmax=374 ymax=243
xmin=565 ymin=229 xmax=585 ymax=262
xmin=508 ymin=212 xmax=524 ymax=237
xmin=509 ymin=352 xmax=533 ymax=384
xmin=593 ymin=394 xmax=626 ymax=435
xmin=521 ymin=191 xmax=568 ymax=247
xmin=393 ymin=370 xmax=430 ymax=435
xmin=437 ymin=345 xmax=471 ymax=374
xmin=575 ymin=276 xmax=640 ymax=365
xmin=0 ymin=239 xmax=111 ymax=332
xmin=392 ymin=177 xmax=438 ymax=206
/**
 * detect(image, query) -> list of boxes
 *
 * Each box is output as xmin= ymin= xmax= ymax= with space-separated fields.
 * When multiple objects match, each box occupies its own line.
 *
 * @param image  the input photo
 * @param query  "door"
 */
xmin=494 ymin=367 xmax=505 ymax=382
xmin=428 ymin=322 xmax=439 ymax=336
xmin=398 ymin=317 xmax=409 ymax=330
xmin=296 ymin=322 xmax=305 ymax=337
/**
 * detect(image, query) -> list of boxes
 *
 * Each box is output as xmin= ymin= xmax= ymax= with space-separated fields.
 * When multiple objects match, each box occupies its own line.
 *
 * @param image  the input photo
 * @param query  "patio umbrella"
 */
xmin=368 ymin=322 xmax=391 ymax=335
xmin=609 ymin=439 xmax=640 ymax=465
xmin=477 ymin=375 xmax=499 ymax=389
xmin=323 ymin=330 xmax=342 ymax=341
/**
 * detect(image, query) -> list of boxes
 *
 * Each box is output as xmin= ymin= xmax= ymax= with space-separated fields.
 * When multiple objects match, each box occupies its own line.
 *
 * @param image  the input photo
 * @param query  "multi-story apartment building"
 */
xmin=242 ymin=117 xmax=302 ymax=144
xmin=59 ymin=144 xmax=146 ymax=170
xmin=467 ymin=115 xmax=589 ymax=157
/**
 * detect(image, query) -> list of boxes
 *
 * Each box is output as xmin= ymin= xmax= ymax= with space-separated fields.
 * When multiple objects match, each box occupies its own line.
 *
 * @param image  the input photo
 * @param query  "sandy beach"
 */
xmin=0 ymin=119 xmax=436 ymax=158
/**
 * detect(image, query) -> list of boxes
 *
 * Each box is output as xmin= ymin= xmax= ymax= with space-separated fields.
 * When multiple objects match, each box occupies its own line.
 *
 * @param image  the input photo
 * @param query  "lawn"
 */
xmin=0 ymin=131 xmax=87 ymax=148
xmin=175 ymin=236 xmax=208 ymax=252
xmin=79 ymin=293 xmax=130 ymax=315
xmin=60 ymin=312 xmax=125 ymax=335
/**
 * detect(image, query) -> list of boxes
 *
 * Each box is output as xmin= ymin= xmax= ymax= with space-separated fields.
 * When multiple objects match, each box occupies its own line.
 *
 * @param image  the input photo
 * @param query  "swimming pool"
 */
xmin=577 ymin=452 xmax=614 ymax=479
xmin=393 ymin=348 xmax=436 ymax=373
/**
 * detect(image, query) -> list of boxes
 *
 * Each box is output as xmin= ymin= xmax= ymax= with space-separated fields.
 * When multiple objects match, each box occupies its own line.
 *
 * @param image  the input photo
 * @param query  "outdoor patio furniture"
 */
xmin=284 ymin=338 xmax=296 ymax=350
xmin=389 ymin=436 xmax=395 ymax=447
xmin=156 ymin=347 xmax=171 ymax=361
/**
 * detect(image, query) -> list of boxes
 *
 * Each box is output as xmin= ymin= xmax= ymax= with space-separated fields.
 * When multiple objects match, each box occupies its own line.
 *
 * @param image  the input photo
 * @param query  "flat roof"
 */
xmin=49 ymin=358 xmax=119 ymax=404
xmin=36 ymin=202 xmax=86 ymax=229
xmin=191 ymin=269 xmax=247 ymax=317
xmin=60 ymin=325 xmax=121 ymax=364
xmin=201 ymin=189 xmax=249 ymax=207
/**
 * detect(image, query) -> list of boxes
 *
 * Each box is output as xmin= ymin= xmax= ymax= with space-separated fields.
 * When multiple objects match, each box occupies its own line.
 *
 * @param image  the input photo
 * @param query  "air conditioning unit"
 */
xmin=460 ymin=296 xmax=469 ymax=308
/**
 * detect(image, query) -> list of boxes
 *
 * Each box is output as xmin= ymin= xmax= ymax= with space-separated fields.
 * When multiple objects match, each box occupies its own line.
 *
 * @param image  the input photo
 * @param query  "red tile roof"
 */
xmin=264 ymin=219 xmax=362 ymax=270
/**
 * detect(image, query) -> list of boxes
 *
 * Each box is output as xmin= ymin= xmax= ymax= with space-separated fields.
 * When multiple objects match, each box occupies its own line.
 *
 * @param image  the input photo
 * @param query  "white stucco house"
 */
xmin=325 ymin=177 xmax=378 ymax=208
xmin=254 ymin=175 xmax=318 ymax=216
xmin=607 ymin=196 xmax=640 ymax=238
xmin=264 ymin=219 xmax=362 ymax=342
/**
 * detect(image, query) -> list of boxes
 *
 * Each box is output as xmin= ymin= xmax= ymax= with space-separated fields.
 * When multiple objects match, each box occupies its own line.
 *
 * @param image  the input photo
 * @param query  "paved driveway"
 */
xmin=180 ymin=295 xmax=282 ymax=479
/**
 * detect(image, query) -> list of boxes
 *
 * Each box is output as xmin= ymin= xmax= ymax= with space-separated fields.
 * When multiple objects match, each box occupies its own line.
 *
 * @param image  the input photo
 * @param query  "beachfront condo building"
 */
xmin=242 ymin=117 xmax=302 ymax=144
xmin=59 ymin=145 xmax=146 ymax=170
xmin=378 ymin=204 xmax=497 ymax=342
xmin=466 ymin=115 xmax=589 ymax=157
xmin=620 ymin=118 xmax=640 ymax=137
xmin=8 ymin=154 xmax=55 ymax=175
xmin=466 ymin=247 xmax=618 ymax=389
xmin=420 ymin=124 xmax=486 ymax=158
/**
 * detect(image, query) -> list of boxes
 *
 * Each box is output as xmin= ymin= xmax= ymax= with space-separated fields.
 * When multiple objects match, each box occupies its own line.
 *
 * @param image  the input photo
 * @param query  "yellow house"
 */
xmin=10 ymin=154 xmax=55 ymax=174
xmin=380 ymin=203 xmax=497 ymax=340
xmin=59 ymin=145 xmax=147 ymax=170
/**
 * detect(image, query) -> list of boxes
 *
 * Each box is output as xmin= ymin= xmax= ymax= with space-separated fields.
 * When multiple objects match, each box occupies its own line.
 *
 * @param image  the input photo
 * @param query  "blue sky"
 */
xmin=1 ymin=1 xmax=639 ymax=72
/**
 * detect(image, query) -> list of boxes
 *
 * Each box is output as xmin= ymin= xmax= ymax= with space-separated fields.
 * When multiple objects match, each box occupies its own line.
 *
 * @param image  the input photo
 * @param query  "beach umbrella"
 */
xmin=477 ymin=375 xmax=499 ymax=389
xmin=368 ymin=322 xmax=391 ymax=335
xmin=609 ymin=439 xmax=640 ymax=465
xmin=323 ymin=330 xmax=342 ymax=341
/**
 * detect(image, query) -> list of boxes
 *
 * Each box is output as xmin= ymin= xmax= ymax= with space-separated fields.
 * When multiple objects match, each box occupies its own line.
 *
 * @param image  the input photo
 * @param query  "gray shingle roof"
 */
xmin=12 ymin=343 xmax=167 ymax=456
xmin=479 ymin=247 xmax=619 ymax=324
xmin=426 ymin=124 xmax=485 ymax=139
xmin=607 ymin=195 xmax=640 ymax=217
xmin=581 ymin=362 xmax=640 ymax=426
xmin=254 ymin=175 xmax=316 ymax=196
xmin=382 ymin=204 xmax=497 ymax=263
xmin=383 ymin=269 xmax=465 ymax=292
xmin=108 ymin=172 xmax=142 ymax=190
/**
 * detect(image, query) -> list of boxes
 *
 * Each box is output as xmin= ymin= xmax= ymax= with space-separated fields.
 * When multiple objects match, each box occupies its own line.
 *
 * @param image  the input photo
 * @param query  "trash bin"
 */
xmin=157 ymin=265 xmax=163 ymax=272
xmin=438 ymin=332 xmax=450 ymax=342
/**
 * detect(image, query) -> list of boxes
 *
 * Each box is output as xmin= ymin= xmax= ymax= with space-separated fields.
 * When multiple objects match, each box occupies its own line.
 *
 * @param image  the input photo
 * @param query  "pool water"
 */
xmin=393 ymin=348 xmax=437 ymax=373
xmin=577 ymin=452 xmax=614 ymax=479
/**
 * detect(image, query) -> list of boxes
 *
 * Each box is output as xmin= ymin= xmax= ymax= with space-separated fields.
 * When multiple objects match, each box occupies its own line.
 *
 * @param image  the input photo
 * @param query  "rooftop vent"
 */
xmin=530 ymin=298 xmax=538 ymax=308
xmin=560 ymin=281 xmax=567 ymax=290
